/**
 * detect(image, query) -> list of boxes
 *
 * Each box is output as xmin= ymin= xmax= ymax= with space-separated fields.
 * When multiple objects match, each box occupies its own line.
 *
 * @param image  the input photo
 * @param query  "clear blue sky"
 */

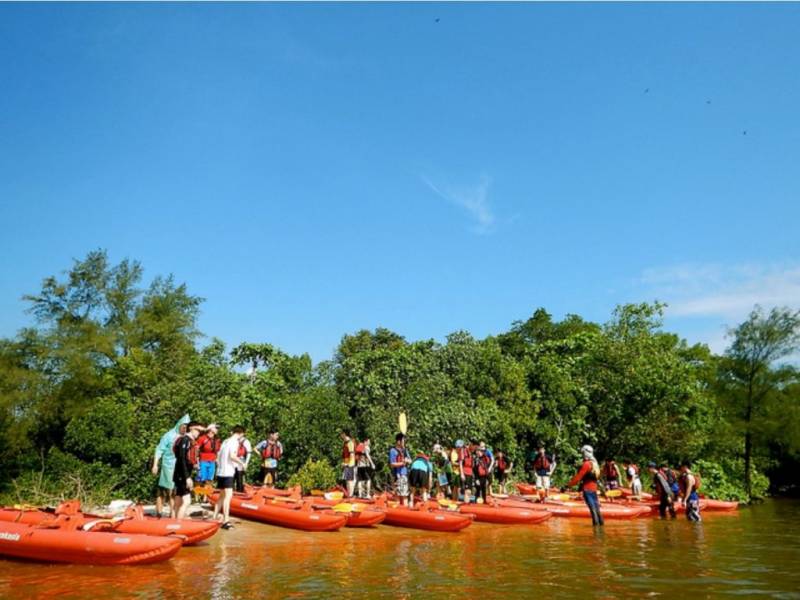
xmin=1 ymin=3 xmax=799 ymax=361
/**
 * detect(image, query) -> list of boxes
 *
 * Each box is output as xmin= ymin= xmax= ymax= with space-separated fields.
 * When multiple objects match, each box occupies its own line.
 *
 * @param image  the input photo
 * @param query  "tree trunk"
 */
xmin=744 ymin=429 xmax=752 ymax=499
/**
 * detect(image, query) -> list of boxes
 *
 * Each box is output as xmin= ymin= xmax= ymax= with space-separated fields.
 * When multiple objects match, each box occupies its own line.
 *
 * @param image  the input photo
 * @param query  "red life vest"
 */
xmin=496 ymin=456 xmax=509 ymax=471
xmin=198 ymin=435 xmax=220 ymax=462
xmin=237 ymin=440 xmax=248 ymax=459
xmin=679 ymin=472 xmax=702 ymax=494
xmin=342 ymin=440 xmax=354 ymax=461
xmin=261 ymin=442 xmax=282 ymax=461
xmin=533 ymin=455 xmax=551 ymax=472
xmin=604 ymin=462 xmax=619 ymax=480
xmin=475 ymin=455 xmax=491 ymax=477
xmin=460 ymin=448 xmax=474 ymax=476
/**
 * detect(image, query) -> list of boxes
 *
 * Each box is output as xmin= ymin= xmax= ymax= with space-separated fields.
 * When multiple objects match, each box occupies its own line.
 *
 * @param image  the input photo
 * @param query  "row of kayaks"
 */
xmin=0 ymin=500 xmax=219 ymax=565
xmin=0 ymin=484 xmax=740 ymax=565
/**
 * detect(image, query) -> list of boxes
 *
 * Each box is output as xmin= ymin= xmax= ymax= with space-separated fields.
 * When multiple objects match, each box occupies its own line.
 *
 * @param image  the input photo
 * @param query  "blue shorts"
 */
xmin=198 ymin=460 xmax=216 ymax=482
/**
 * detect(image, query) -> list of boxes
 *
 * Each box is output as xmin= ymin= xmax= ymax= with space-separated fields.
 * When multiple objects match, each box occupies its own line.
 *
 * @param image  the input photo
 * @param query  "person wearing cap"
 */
xmin=195 ymin=424 xmax=221 ymax=488
xmin=564 ymin=445 xmax=604 ymax=526
xmin=649 ymin=462 xmax=676 ymax=518
xmin=173 ymin=421 xmax=205 ymax=520
xmin=409 ymin=451 xmax=433 ymax=507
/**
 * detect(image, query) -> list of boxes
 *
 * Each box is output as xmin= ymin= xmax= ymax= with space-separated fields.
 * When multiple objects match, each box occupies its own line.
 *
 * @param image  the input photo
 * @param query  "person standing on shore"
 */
xmin=233 ymin=434 xmax=252 ymax=493
xmin=355 ymin=438 xmax=376 ymax=499
xmin=173 ymin=422 xmax=205 ymax=519
xmin=389 ymin=433 xmax=411 ymax=505
xmin=255 ymin=430 xmax=283 ymax=487
xmin=195 ymin=424 xmax=220 ymax=487
xmin=151 ymin=414 xmax=190 ymax=517
xmin=213 ymin=425 xmax=246 ymax=530
xmin=565 ymin=445 xmax=604 ymax=526
xmin=533 ymin=445 xmax=555 ymax=501
xmin=340 ymin=430 xmax=357 ymax=497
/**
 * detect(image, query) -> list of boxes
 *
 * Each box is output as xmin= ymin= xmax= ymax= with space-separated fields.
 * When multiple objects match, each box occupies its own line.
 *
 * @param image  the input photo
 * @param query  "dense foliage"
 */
xmin=0 ymin=252 xmax=797 ymax=505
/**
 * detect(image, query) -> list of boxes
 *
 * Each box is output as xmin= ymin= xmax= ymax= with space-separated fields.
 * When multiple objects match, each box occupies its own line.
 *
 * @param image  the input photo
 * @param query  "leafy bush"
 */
xmin=286 ymin=459 xmax=338 ymax=493
xmin=694 ymin=458 xmax=769 ymax=501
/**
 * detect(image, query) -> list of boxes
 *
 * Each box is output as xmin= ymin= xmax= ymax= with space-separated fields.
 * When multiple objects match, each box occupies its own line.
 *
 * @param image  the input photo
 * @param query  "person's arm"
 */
xmin=682 ymin=475 xmax=694 ymax=504
xmin=229 ymin=443 xmax=245 ymax=470
xmin=566 ymin=462 xmax=591 ymax=489
xmin=548 ymin=456 xmax=557 ymax=476
xmin=254 ymin=440 xmax=266 ymax=454
xmin=389 ymin=449 xmax=404 ymax=469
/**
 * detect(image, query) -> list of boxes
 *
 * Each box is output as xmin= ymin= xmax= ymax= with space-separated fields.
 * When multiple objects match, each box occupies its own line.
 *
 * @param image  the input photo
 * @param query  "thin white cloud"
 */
xmin=422 ymin=174 xmax=497 ymax=234
xmin=639 ymin=262 xmax=800 ymax=319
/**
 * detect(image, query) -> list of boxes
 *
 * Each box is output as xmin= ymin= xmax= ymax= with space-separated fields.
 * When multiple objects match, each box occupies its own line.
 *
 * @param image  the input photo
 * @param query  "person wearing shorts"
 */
xmin=533 ymin=445 xmax=555 ymax=501
xmin=494 ymin=450 xmax=513 ymax=494
xmin=355 ymin=438 xmax=376 ymax=498
xmin=389 ymin=433 xmax=411 ymax=505
xmin=213 ymin=426 xmax=246 ymax=530
xmin=340 ymin=430 xmax=357 ymax=496
xmin=409 ymin=453 xmax=433 ymax=507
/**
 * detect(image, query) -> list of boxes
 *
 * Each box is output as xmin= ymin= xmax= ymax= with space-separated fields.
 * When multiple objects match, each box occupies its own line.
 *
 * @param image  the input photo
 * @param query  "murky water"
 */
xmin=1 ymin=500 xmax=799 ymax=598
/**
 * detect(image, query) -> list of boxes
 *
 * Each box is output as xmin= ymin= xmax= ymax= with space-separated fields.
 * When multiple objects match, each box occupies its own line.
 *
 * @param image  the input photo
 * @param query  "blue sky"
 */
xmin=1 ymin=3 xmax=798 ymax=361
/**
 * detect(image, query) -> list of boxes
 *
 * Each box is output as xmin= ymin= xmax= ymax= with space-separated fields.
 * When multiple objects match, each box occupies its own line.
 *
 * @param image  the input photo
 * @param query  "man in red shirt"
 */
xmin=565 ymin=444 xmax=604 ymax=526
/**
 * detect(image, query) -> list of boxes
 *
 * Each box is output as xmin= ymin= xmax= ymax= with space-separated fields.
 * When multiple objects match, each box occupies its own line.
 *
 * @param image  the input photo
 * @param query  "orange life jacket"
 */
xmin=261 ymin=442 xmax=282 ymax=461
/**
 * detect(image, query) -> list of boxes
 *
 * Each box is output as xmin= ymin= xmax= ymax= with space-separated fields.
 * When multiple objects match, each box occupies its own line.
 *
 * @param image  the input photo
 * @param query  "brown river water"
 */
xmin=1 ymin=499 xmax=798 ymax=599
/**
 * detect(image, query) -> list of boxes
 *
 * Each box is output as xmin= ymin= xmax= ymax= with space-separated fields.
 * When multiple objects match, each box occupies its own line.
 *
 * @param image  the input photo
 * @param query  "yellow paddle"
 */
xmin=605 ymin=489 xmax=623 ymax=498
xmin=324 ymin=491 xmax=345 ymax=501
xmin=549 ymin=493 xmax=572 ymax=502
xmin=332 ymin=503 xmax=363 ymax=513
xmin=399 ymin=412 xmax=408 ymax=435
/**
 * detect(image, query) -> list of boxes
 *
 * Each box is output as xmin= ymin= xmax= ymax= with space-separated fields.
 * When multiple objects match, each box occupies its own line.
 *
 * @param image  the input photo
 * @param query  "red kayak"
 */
xmin=210 ymin=492 xmax=346 ymax=531
xmin=0 ymin=518 xmax=182 ymax=565
xmin=0 ymin=502 xmax=220 ymax=546
xmin=539 ymin=499 xmax=646 ymax=519
xmin=700 ymin=498 xmax=739 ymax=512
xmin=458 ymin=503 xmax=552 ymax=525
xmin=375 ymin=498 xmax=472 ymax=532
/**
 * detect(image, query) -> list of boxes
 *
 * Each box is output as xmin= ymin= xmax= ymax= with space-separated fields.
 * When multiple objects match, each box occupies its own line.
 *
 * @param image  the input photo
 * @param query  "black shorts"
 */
xmin=357 ymin=466 xmax=373 ymax=482
xmin=174 ymin=478 xmax=191 ymax=497
xmin=217 ymin=476 xmax=235 ymax=489
xmin=460 ymin=475 xmax=474 ymax=491
xmin=496 ymin=470 xmax=508 ymax=483
xmin=409 ymin=469 xmax=429 ymax=489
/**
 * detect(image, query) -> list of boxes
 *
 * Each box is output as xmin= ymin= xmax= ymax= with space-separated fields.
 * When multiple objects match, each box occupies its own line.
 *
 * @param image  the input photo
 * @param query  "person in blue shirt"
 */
xmin=409 ymin=452 xmax=433 ymax=507
xmin=479 ymin=441 xmax=495 ymax=497
xmin=388 ymin=433 xmax=411 ymax=505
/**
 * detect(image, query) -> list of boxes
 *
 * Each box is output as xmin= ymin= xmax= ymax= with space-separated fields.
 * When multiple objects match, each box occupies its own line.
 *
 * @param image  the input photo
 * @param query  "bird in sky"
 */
xmin=435 ymin=18 xmax=440 ymax=23
xmin=644 ymin=88 xmax=649 ymax=94
xmin=742 ymin=130 xmax=747 ymax=135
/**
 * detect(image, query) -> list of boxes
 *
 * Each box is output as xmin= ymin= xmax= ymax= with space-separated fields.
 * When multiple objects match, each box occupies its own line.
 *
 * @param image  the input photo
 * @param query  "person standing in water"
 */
xmin=649 ymin=462 xmax=677 ymax=518
xmin=213 ymin=425 xmax=246 ymax=530
xmin=625 ymin=460 xmax=642 ymax=497
xmin=679 ymin=462 xmax=702 ymax=522
xmin=565 ymin=445 xmax=604 ymax=526
xmin=533 ymin=445 xmax=555 ymax=501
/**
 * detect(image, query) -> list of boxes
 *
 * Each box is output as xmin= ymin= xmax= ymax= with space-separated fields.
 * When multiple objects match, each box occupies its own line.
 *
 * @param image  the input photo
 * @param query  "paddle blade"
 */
xmin=324 ymin=491 xmax=345 ymax=501
xmin=399 ymin=412 xmax=408 ymax=434
xmin=605 ymin=489 xmax=623 ymax=498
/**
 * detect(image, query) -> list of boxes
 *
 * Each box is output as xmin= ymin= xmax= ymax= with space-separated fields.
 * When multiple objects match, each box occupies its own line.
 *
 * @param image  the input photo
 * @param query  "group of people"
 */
xmin=151 ymin=416 xmax=284 ymax=530
xmin=151 ymin=416 xmax=702 ymax=530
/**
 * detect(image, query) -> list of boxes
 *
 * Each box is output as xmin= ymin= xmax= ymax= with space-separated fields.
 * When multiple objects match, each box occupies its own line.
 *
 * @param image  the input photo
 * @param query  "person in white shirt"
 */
xmin=213 ymin=426 xmax=246 ymax=530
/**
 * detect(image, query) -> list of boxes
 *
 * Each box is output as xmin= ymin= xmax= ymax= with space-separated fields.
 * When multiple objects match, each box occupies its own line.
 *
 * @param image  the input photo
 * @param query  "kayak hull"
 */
xmin=382 ymin=506 xmax=473 ymax=532
xmin=210 ymin=493 xmax=346 ymax=532
xmin=0 ymin=507 xmax=220 ymax=546
xmin=0 ymin=521 xmax=182 ymax=565
xmin=458 ymin=504 xmax=552 ymax=525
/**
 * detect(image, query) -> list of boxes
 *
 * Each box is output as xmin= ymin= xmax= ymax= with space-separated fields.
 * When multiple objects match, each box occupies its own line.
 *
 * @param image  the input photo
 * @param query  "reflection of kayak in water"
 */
xmin=0 ymin=501 xmax=220 ymax=545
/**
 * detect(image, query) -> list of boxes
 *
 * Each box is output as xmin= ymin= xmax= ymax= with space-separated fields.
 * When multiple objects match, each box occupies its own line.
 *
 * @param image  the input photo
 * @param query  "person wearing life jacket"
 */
xmin=533 ymin=445 xmax=555 ymax=501
xmin=624 ymin=460 xmax=642 ymax=497
xmin=648 ymin=462 xmax=676 ymax=518
xmin=355 ymin=438 xmax=376 ymax=499
xmin=679 ymin=461 xmax=702 ymax=522
xmin=233 ymin=434 xmax=252 ymax=493
xmin=479 ymin=441 xmax=495 ymax=497
xmin=494 ymin=450 xmax=513 ymax=494
xmin=602 ymin=458 xmax=621 ymax=490
xmin=340 ymin=430 xmax=357 ymax=497
xmin=564 ymin=445 xmax=604 ymax=526
xmin=450 ymin=441 xmax=464 ymax=501
xmin=173 ymin=421 xmax=205 ymax=519
xmin=459 ymin=440 xmax=477 ymax=503
xmin=254 ymin=430 xmax=283 ymax=487
xmin=389 ymin=433 xmax=411 ymax=505
xmin=662 ymin=463 xmax=681 ymax=498
xmin=195 ymin=424 xmax=221 ymax=485
xmin=474 ymin=446 xmax=492 ymax=503
xmin=409 ymin=452 xmax=433 ymax=507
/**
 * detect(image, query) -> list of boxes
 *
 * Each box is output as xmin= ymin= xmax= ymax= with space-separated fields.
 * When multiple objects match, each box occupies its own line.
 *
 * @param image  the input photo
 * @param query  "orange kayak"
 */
xmin=374 ymin=497 xmax=472 ymax=532
xmin=210 ymin=492 xmax=346 ymax=532
xmin=0 ymin=503 xmax=220 ymax=545
xmin=538 ymin=499 xmax=647 ymax=519
xmin=458 ymin=503 xmax=552 ymax=525
xmin=0 ymin=519 xmax=182 ymax=565
xmin=700 ymin=498 xmax=739 ymax=512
